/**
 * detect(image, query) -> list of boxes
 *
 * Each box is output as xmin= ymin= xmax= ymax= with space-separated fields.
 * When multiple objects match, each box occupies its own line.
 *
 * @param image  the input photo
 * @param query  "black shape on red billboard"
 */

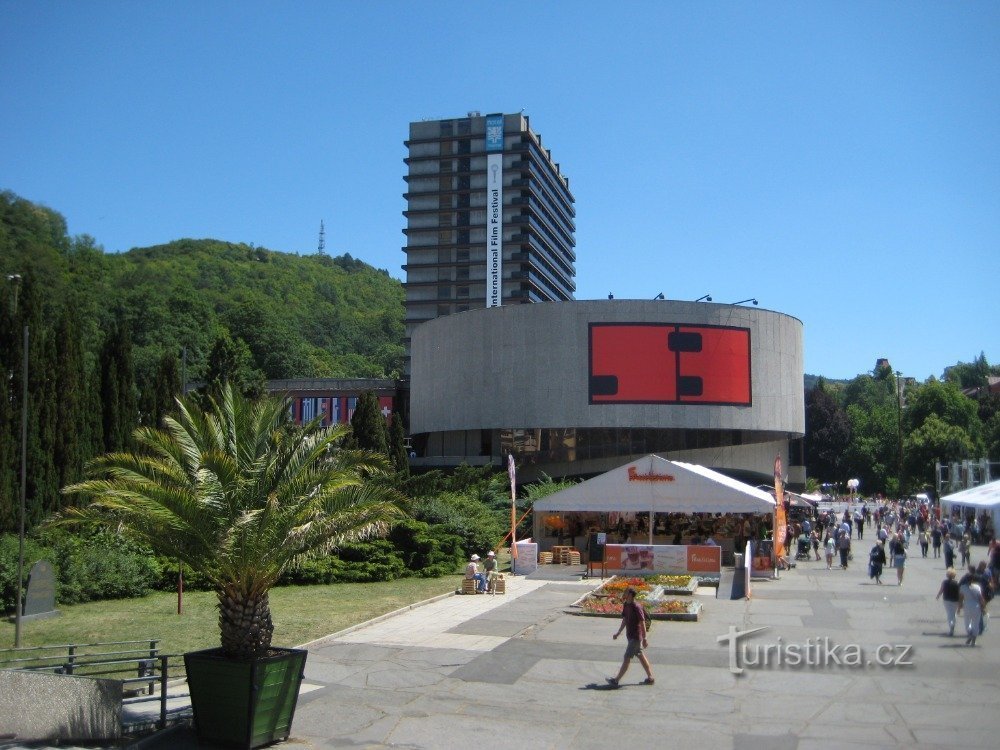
xmin=588 ymin=323 xmax=752 ymax=405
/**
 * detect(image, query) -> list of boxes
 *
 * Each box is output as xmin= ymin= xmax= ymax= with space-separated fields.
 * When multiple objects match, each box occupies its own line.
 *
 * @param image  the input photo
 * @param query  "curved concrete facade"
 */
xmin=410 ymin=300 xmax=804 ymax=482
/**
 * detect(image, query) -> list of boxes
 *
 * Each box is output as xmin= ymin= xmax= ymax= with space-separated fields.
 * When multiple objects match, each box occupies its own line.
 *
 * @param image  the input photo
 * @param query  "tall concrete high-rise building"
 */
xmin=402 ymin=112 xmax=576 ymax=371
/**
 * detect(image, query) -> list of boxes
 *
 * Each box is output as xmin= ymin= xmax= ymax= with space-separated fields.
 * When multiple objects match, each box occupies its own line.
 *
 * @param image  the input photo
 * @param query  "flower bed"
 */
xmin=574 ymin=594 xmax=701 ymax=621
xmin=573 ymin=575 xmax=702 ymax=621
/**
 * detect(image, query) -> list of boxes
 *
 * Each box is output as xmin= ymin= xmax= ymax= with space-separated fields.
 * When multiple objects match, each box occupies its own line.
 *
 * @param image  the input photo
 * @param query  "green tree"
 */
xmin=804 ymin=379 xmax=851 ymax=484
xmin=388 ymin=412 xmax=409 ymax=474
xmin=200 ymin=333 xmax=265 ymax=403
xmin=903 ymin=414 xmax=977 ymax=490
xmin=943 ymin=353 xmax=992 ymax=389
xmin=144 ymin=351 xmax=181 ymax=428
xmin=903 ymin=379 xmax=983 ymax=453
xmin=349 ymin=391 xmax=388 ymax=455
xmin=99 ymin=317 xmax=139 ymax=453
xmin=61 ymin=384 xmax=407 ymax=660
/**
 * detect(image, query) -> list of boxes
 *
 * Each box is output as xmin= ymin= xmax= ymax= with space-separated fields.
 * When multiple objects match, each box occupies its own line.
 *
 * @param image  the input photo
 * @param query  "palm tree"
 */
xmin=62 ymin=383 xmax=406 ymax=660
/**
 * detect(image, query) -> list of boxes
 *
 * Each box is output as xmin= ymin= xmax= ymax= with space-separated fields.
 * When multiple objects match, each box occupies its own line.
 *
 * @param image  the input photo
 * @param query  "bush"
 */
xmin=412 ymin=491 xmax=506 ymax=557
xmin=388 ymin=519 xmax=465 ymax=577
xmin=152 ymin=557 xmax=214 ymax=592
xmin=279 ymin=540 xmax=407 ymax=585
xmin=36 ymin=530 xmax=161 ymax=605
xmin=0 ymin=534 xmax=56 ymax=614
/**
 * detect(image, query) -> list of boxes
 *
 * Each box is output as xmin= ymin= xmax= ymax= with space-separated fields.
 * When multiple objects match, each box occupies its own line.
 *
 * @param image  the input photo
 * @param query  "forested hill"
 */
xmin=0 ymin=190 xmax=405 ymax=385
xmin=0 ymin=190 xmax=406 ymax=530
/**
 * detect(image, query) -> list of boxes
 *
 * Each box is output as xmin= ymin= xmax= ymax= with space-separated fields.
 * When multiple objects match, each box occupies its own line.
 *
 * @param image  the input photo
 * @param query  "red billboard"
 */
xmin=589 ymin=323 xmax=751 ymax=405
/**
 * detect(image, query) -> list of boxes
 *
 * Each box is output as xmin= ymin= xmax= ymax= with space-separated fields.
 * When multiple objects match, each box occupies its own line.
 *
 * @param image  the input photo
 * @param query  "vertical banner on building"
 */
xmin=773 ymin=454 xmax=786 ymax=562
xmin=485 ymin=113 xmax=504 ymax=307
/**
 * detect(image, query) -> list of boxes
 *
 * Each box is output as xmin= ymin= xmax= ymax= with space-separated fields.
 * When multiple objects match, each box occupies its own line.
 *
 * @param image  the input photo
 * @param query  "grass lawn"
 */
xmin=0 ymin=575 xmax=464 ymax=661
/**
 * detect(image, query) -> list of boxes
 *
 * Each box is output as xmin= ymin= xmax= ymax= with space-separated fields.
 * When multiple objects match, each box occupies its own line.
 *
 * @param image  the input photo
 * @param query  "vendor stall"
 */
xmin=940 ymin=480 xmax=1000 ymax=540
xmin=531 ymin=454 xmax=776 ymax=570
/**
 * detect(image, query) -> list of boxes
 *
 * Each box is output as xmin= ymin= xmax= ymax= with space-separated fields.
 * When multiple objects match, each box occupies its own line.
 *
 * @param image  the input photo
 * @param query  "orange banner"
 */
xmin=774 ymin=455 xmax=786 ymax=559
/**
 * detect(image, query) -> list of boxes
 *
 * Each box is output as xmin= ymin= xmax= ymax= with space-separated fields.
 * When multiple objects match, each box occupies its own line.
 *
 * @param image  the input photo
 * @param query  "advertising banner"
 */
xmin=603 ymin=544 xmax=721 ymax=575
xmin=485 ymin=113 xmax=504 ymax=152
xmin=589 ymin=323 xmax=751 ymax=405
xmin=774 ymin=455 xmax=786 ymax=559
xmin=486 ymin=152 xmax=503 ymax=307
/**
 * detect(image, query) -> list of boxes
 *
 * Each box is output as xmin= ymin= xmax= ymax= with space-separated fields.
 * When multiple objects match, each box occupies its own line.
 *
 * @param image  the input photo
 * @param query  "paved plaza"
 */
xmin=6 ymin=542 xmax=999 ymax=750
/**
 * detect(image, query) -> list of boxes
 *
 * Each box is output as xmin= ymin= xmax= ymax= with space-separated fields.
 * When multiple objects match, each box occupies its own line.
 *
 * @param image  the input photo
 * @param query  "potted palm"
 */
xmin=62 ymin=384 xmax=405 ymax=748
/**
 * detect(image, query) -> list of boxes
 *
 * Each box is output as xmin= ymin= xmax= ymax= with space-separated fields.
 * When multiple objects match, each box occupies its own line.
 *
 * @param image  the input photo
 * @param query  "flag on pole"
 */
xmin=773 ymin=455 xmax=786 ymax=560
xmin=508 ymin=453 xmax=518 ymax=559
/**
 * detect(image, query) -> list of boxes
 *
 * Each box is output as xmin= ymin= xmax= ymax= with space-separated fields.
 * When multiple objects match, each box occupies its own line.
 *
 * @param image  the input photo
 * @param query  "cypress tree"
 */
xmin=53 ymin=310 xmax=87 ymax=495
xmin=149 ymin=352 xmax=181 ymax=427
xmin=389 ymin=412 xmax=409 ymax=474
xmin=350 ymin=391 xmax=388 ymax=455
xmin=99 ymin=318 xmax=138 ymax=452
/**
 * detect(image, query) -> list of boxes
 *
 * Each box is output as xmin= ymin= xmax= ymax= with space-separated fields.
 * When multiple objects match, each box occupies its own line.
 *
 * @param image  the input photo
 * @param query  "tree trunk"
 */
xmin=218 ymin=589 xmax=274 ymax=660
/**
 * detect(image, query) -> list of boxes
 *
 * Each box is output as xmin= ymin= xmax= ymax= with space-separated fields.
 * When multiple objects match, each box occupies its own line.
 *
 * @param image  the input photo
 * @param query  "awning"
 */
xmin=532 ymin=454 xmax=776 ymax=515
xmin=940 ymin=480 xmax=1000 ymax=530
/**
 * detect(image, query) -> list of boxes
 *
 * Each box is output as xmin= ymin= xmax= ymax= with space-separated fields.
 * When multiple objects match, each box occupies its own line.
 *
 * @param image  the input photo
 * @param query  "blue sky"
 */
xmin=2 ymin=1 xmax=997 ymax=381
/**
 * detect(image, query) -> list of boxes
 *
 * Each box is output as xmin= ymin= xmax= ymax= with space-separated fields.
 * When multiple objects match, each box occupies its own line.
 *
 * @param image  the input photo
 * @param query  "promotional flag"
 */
xmin=773 ymin=455 xmax=786 ymax=560
xmin=508 ymin=454 xmax=518 ymax=559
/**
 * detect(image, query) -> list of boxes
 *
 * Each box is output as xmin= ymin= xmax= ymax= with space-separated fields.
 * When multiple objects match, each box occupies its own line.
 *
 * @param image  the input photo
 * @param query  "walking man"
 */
xmin=607 ymin=587 xmax=655 ymax=687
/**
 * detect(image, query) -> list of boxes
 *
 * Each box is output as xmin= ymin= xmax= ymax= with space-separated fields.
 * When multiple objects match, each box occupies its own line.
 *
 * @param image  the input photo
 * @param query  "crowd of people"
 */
xmin=788 ymin=497 xmax=996 ymax=646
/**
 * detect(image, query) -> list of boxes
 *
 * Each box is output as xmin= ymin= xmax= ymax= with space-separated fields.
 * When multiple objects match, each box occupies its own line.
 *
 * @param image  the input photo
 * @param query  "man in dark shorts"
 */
xmin=607 ymin=587 xmax=655 ymax=687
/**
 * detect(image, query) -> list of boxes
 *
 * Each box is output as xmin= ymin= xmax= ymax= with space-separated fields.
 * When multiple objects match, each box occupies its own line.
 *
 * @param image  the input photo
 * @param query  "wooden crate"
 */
xmin=490 ymin=576 xmax=506 ymax=595
xmin=538 ymin=551 xmax=554 ymax=565
xmin=461 ymin=579 xmax=479 ymax=595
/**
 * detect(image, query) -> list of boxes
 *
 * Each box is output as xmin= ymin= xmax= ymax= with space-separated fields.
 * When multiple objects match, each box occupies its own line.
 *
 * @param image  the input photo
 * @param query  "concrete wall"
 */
xmin=0 ymin=670 xmax=122 ymax=742
xmin=410 ymin=300 xmax=804 ymax=437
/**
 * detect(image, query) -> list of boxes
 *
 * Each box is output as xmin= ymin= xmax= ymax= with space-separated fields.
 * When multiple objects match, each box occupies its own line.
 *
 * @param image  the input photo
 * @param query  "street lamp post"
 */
xmin=6 ymin=274 xmax=27 ymax=648
xmin=896 ymin=370 xmax=904 ymax=497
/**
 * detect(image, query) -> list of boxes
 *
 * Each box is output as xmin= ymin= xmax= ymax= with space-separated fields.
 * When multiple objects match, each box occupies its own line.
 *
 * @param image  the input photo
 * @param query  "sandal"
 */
xmin=642 ymin=677 xmax=655 ymax=685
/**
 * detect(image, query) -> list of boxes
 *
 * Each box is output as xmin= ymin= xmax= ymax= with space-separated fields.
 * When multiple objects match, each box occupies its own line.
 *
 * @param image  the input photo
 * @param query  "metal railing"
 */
xmin=0 ymin=640 xmax=188 ymax=731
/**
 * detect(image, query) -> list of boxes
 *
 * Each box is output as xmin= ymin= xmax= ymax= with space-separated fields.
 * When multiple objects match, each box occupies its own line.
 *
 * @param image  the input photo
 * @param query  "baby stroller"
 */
xmin=795 ymin=534 xmax=812 ymax=561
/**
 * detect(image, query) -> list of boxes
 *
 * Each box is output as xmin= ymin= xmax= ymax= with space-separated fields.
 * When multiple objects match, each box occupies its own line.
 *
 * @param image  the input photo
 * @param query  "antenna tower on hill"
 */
xmin=318 ymin=220 xmax=326 ymax=254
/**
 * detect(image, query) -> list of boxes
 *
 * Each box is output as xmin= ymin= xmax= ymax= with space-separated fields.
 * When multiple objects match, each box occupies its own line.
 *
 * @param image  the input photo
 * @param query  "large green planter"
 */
xmin=184 ymin=646 xmax=307 ymax=749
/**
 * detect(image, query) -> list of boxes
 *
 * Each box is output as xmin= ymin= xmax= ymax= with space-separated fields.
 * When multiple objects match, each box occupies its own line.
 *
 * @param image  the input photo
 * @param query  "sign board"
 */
xmin=22 ymin=560 xmax=59 ymax=621
xmin=603 ymin=544 xmax=721 ymax=575
xmin=513 ymin=542 xmax=537 ymax=575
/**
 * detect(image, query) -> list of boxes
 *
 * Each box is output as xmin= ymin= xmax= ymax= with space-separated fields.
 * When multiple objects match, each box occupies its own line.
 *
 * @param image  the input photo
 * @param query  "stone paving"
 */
xmin=6 ymin=542 xmax=999 ymax=749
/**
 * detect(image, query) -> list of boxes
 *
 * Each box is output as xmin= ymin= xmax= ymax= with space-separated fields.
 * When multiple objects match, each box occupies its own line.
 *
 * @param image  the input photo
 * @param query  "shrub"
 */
xmin=279 ymin=540 xmax=407 ymax=585
xmin=412 ymin=491 xmax=506 ymax=557
xmin=36 ymin=530 xmax=160 ymax=605
xmin=388 ymin=519 xmax=465 ymax=577
xmin=0 ymin=534 xmax=56 ymax=614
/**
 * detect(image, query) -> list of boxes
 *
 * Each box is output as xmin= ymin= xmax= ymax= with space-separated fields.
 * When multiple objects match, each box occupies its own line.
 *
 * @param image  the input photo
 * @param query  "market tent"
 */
xmin=940 ymin=480 xmax=1000 ymax=533
xmin=532 ymin=454 xmax=776 ymax=515
xmin=785 ymin=491 xmax=819 ymax=509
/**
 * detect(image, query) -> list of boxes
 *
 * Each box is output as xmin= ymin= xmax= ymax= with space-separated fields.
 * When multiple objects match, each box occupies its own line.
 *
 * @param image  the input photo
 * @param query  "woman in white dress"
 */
xmin=958 ymin=578 xmax=986 ymax=646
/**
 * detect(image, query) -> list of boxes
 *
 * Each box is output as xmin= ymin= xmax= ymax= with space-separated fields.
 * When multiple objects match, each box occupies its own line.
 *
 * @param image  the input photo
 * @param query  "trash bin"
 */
xmin=734 ymin=553 xmax=744 ymax=569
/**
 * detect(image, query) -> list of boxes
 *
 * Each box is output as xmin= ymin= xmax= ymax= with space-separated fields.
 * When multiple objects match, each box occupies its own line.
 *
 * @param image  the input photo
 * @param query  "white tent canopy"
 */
xmin=940 ymin=480 xmax=1000 ymax=534
xmin=532 ymin=454 xmax=776 ymax=515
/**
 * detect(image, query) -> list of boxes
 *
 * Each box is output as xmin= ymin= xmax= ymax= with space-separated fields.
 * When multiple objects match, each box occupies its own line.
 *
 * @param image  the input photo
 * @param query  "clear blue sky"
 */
xmin=2 ymin=2 xmax=997 ymax=382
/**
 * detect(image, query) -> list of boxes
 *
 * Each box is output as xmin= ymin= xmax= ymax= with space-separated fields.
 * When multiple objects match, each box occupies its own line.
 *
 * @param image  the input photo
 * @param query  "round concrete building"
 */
xmin=409 ymin=299 xmax=805 ymax=486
